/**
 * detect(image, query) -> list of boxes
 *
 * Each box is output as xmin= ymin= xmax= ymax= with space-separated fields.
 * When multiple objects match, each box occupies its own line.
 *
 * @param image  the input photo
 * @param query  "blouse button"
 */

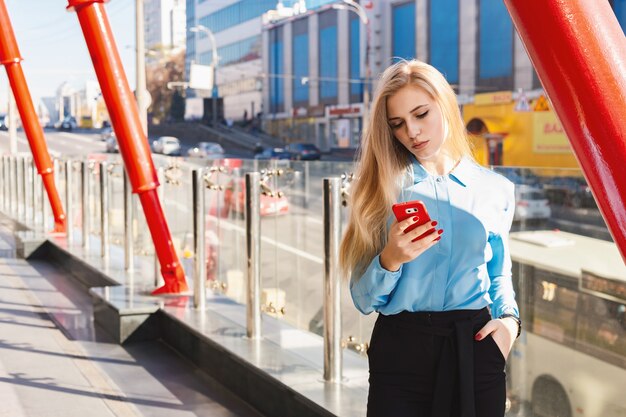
xmin=436 ymin=177 xmax=443 ymax=182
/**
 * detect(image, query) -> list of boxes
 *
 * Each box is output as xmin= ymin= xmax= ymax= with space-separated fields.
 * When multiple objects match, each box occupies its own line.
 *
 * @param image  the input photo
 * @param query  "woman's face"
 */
xmin=386 ymin=84 xmax=447 ymax=162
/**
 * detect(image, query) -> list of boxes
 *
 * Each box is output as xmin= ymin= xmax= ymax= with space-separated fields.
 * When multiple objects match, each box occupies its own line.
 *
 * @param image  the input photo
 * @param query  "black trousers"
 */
xmin=366 ymin=308 xmax=506 ymax=417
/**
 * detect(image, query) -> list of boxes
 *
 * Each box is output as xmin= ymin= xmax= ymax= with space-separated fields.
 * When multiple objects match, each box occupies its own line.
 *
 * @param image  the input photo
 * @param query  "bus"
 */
xmin=507 ymin=230 xmax=626 ymax=417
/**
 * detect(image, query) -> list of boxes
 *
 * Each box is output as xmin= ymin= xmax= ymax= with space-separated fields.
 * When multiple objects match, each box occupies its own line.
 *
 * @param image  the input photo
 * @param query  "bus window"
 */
xmin=531 ymin=269 xmax=579 ymax=345
xmin=577 ymin=294 xmax=626 ymax=368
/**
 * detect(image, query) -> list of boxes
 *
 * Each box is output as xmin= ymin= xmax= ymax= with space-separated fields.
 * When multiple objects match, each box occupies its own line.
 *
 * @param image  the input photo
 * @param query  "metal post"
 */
xmin=30 ymin=158 xmax=36 ymax=225
xmin=65 ymin=160 xmax=74 ymax=245
xmin=0 ymin=156 xmax=4 ymax=212
xmin=100 ymin=161 xmax=110 ymax=262
xmin=42 ymin=167 xmax=50 ymax=231
xmin=323 ymin=177 xmax=342 ymax=382
xmin=124 ymin=170 xmax=134 ymax=271
xmin=10 ymin=156 xmax=16 ymax=217
xmin=245 ymin=172 xmax=261 ymax=339
xmin=82 ymin=161 xmax=90 ymax=250
xmin=17 ymin=156 xmax=24 ymax=222
xmin=192 ymin=169 xmax=206 ymax=309
xmin=23 ymin=157 xmax=30 ymax=225
xmin=154 ymin=167 xmax=165 ymax=288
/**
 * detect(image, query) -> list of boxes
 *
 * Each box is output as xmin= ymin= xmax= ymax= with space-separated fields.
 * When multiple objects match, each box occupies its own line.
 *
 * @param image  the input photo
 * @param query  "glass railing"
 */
xmin=1 ymin=154 xmax=624 ymax=417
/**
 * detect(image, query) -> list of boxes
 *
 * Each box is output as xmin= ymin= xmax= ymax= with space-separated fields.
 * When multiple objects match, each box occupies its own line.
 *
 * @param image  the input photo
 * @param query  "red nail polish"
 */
xmin=413 ymin=216 xmax=419 ymax=222
xmin=474 ymin=334 xmax=482 ymax=341
xmin=435 ymin=237 xmax=441 ymax=241
xmin=437 ymin=229 xmax=444 ymax=235
xmin=431 ymin=221 xmax=438 ymax=226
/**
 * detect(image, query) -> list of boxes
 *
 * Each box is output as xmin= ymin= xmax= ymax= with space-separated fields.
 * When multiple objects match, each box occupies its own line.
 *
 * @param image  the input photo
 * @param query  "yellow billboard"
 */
xmin=533 ymin=112 xmax=571 ymax=153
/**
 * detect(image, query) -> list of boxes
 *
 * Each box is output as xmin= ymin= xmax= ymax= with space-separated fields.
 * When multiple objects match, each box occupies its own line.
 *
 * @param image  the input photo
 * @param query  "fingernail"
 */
xmin=435 ymin=237 xmax=441 ymax=241
xmin=437 ymin=229 xmax=444 ymax=235
xmin=474 ymin=334 xmax=482 ymax=341
xmin=413 ymin=216 xmax=419 ymax=222
xmin=431 ymin=221 xmax=438 ymax=226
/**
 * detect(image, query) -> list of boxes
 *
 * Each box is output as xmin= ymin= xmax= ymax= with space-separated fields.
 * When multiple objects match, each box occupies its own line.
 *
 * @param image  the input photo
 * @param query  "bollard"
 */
xmin=323 ymin=177 xmax=342 ymax=383
xmin=65 ymin=160 xmax=74 ymax=245
xmin=124 ymin=170 xmax=134 ymax=272
xmin=100 ymin=161 xmax=110 ymax=262
xmin=82 ymin=161 xmax=90 ymax=251
xmin=192 ymin=169 xmax=206 ymax=309
xmin=246 ymin=172 xmax=262 ymax=339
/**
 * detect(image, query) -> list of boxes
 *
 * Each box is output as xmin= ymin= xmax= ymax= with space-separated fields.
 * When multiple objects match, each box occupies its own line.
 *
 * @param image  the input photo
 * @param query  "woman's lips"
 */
xmin=412 ymin=140 xmax=429 ymax=150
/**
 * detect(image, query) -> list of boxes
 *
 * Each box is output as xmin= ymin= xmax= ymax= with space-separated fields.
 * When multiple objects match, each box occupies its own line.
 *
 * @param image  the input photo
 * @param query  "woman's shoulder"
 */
xmin=469 ymin=161 xmax=514 ymax=189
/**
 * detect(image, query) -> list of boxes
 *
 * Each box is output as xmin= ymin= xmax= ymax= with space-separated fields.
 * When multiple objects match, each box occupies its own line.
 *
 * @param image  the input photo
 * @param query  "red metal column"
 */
xmin=0 ymin=0 xmax=66 ymax=233
xmin=67 ymin=0 xmax=188 ymax=293
xmin=504 ymin=0 xmax=626 ymax=263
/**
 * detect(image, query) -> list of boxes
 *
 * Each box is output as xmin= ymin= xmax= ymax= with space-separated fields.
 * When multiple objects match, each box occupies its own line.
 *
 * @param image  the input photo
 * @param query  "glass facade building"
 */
xmin=429 ymin=0 xmax=459 ymax=85
xmin=392 ymin=1 xmax=416 ymax=62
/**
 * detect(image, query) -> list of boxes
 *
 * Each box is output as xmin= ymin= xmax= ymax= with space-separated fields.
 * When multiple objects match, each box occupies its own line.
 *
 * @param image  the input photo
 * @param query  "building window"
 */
xmin=319 ymin=10 xmax=338 ymax=104
xmin=478 ymin=0 xmax=514 ymax=90
xmin=270 ymin=27 xmax=284 ymax=113
xmin=200 ymin=35 xmax=261 ymax=67
xmin=293 ymin=18 xmax=309 ymax=106
xmin=429 ymin=0 xmax=459 ymax=84
xmin=349 ymin=15 xmax=363 ymax=102
xmin=392 ymin=1 xmax=416 ymax=62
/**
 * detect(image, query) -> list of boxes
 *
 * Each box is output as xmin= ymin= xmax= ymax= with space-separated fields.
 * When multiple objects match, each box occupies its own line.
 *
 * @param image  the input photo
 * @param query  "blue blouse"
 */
xmin=350 ymin=156 xmax=520 ymax=319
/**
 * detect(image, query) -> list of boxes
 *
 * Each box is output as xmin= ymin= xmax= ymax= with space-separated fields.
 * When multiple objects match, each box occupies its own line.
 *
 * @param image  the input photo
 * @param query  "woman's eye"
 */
xmin=415 ymin=111 xmax=429 ymax=119
xmin=390 ymin=122 xmax=403 ymax=129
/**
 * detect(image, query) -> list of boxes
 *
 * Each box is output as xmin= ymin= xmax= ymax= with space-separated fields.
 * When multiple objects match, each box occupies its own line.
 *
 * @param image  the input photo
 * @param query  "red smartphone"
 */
xmin=392 ymin=200 xmax=434 ymax=241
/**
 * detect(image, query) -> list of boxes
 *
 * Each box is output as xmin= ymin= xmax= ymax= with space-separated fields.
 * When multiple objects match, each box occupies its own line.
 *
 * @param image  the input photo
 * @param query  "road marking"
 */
xmin=208 ymin=216 xmax=323 ymax=264
xmin=0 ymin=132 xmax=61 ymax=157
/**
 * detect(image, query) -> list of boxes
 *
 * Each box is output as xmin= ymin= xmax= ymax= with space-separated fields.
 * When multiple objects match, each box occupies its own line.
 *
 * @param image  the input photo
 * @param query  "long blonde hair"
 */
xmin=339 ymin=59 xmax=473 ymax=280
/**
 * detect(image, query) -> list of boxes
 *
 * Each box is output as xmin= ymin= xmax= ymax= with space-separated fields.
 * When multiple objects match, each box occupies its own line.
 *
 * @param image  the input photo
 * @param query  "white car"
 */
xmin=187 ymin=142 xmax=224 ymax=159
xmin=105 ymin=136 xmax=119 ymax=153
xmin=514 ymin=185 xmax=551 ymax=221
xmin=152 ymin=136 xmax=181 ymax=156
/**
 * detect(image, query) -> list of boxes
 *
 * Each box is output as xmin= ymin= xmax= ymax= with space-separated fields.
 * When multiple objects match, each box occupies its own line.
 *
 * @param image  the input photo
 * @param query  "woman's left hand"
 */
xmin=475 ymin=318 xmax=517 ymax=360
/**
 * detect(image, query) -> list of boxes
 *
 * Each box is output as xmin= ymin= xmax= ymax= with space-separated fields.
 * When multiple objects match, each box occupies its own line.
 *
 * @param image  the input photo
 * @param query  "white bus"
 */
xmin=507 ymin=230 xmax=626 ymax=417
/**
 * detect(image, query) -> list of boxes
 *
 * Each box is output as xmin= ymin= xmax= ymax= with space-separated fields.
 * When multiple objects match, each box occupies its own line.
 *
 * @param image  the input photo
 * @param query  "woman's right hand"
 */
xmin=379 ymin=217 xmax=443 ymax=271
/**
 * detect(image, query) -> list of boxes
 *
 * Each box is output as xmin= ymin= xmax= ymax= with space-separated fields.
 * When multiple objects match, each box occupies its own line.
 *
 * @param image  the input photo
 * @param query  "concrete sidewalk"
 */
xmin=0 ymin=227 xmax=264 ymax=417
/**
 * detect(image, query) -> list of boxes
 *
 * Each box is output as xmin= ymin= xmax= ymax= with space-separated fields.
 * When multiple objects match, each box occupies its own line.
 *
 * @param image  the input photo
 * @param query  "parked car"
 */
xmin=187 ymin=142 xmax=225 ymax=159
xmin=253 ymin=147 xmax=291 ymax=160
xmin=514 ymin=185 xmax=551 ymax=221
xmin=285 ymin=143 xmax=322 ymax=160
xmin=0 ymin=114 xmax=7 ymax=131
xmin=223 ymin=178 xmax=289 ymax=216
xmin=56 ymin=116 xmax=78 ymax=131
xmin=100 ymin=126 xmax=114 ymax=141
xmin=152 ymin=136 xmax=181 ymax=156
xmin=105 ymin=136 xmax=119 ymax=153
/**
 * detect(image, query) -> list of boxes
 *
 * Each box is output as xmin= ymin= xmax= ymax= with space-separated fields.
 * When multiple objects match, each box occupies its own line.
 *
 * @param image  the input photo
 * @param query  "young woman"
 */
xmin=339 ymin=60 xmax=521 ymax=417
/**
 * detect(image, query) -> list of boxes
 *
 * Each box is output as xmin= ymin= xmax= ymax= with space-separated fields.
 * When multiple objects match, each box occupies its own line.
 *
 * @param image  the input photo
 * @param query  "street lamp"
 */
xmin=332 ymin=0 xmax=371 ymax=137
xmin=190 ymin=24 xmax=220 ymax=127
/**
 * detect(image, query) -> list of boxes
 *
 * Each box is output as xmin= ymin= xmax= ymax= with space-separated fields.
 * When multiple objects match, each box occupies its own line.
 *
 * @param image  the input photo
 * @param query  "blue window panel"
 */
xmin=199 ymin=35 xmax=261 ymax=67
xmin=613 ymin=0 xmax=626 ymax=33
xmin=392 ymin=2 xmax=416 ymax=62
xmin=479 ymin=0 xmax=513 ymax=79
xmin=319 ymin=25 xmax=338 ymax=100
xmin=293 ymin=33 xmax=309 ymax=103
xmin=270 ymin=30 xmax=284 ymax=111
xmin=430 ymin=0 xmax=459 ymax=84
xmin=349 ymin=17 xmax=363 ymax=98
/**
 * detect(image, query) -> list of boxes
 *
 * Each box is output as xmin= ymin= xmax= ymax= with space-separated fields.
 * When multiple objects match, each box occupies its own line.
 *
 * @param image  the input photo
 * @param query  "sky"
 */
xmin=0 ymin=0 xmax=136 ymax=112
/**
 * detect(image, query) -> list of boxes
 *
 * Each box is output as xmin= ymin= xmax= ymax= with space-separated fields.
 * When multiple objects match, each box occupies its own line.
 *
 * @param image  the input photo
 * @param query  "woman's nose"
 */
xmin=407 ymin=122 xmax=422 ymax=139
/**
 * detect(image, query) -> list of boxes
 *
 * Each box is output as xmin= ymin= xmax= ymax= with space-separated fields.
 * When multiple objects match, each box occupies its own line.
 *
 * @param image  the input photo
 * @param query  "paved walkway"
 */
xmin=0 ymin=223 xmax=265 ymax=417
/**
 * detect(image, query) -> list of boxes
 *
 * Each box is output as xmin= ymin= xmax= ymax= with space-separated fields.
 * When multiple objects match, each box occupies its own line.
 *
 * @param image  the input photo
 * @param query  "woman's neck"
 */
xmin=419 ymin=155 xmax=459 ymax=176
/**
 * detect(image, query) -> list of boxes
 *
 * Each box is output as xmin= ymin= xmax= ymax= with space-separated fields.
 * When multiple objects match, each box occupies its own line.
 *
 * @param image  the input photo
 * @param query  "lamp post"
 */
xmin=190 ymin=24 xmax=219 ymax=127
xmin=136 ymin=0 xmax=148 ymax=134
xmin=333 ymin=0 xmax=370 ymax=135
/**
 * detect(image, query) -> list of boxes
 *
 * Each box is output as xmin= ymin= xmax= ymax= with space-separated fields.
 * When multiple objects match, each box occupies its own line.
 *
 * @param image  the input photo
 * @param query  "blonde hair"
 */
xmin=339 ymin=59 xmax=473 ymax=280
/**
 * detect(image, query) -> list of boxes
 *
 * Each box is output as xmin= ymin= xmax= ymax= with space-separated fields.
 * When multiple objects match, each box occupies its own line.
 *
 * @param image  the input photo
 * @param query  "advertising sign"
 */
xmin=533 ymin=112 xmax=571 ymax=153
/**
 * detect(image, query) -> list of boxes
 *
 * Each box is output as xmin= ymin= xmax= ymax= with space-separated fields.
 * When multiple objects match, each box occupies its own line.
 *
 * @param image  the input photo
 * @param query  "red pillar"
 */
xmin=67 ymin=0 xmax=188 ymax=294
xmin=0 ymin=0 xmax=66 ymax=233
xmin=504 ymin=0 xmax=626 ymax=263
